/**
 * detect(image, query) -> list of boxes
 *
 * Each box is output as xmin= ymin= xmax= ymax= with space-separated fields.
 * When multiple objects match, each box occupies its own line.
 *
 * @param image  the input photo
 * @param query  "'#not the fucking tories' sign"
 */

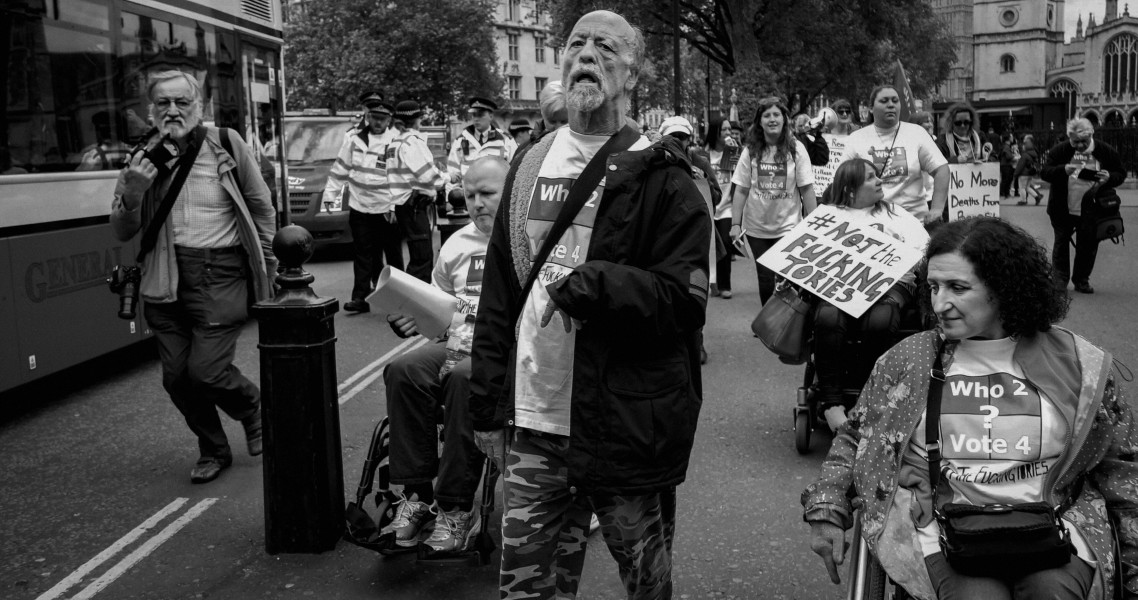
xmin=756 ymin=205 xmax=924 ymax=318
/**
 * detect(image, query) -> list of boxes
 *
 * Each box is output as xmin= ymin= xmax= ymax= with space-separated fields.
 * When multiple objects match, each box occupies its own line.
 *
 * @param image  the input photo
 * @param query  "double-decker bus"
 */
xmin=0 ymin=0 xmax=286 ymax=394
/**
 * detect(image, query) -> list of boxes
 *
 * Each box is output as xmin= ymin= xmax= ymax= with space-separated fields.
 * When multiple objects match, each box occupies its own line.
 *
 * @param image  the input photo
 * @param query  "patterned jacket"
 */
xmin=802 ymin=328 xmax=1138 ymax=600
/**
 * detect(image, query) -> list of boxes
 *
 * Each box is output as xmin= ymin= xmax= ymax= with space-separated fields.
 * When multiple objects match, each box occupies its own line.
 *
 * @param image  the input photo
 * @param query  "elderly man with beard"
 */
xmin=470 ymin=10 xmax=710 ymax=599
xmin=110 ymin=71 xmax=277 ymax=484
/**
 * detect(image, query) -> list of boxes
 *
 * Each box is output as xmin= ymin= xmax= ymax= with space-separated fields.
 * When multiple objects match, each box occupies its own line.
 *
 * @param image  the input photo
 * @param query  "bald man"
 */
xmin=471 ymin=10 xmax=709 ymax=599
xmin=382 ymin=157 xmax=509 ymax=557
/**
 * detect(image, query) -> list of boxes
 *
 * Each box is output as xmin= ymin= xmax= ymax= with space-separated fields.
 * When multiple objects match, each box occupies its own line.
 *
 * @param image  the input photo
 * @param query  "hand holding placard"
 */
xmin=756 ymin=205 xmax=924 ymax=318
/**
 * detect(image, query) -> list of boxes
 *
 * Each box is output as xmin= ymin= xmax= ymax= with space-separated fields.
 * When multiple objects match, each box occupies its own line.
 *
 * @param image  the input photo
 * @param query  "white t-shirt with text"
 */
xmin=730 ymin=140 xmax=814 ymax=238
xmin=840 ymin=122 xmax=947 ymax=221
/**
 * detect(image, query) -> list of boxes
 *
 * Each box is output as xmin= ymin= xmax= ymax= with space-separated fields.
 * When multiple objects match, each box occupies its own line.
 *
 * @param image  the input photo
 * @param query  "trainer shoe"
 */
xmin=720 ymin=289 xmax=733 ymax=299
xmin=588 ymin=513 xmax=601 ymax=535
xmin=420 ymin=507 xmax=478 ymax=555
xmin=391 ymin=496 xmax=436 ymax=547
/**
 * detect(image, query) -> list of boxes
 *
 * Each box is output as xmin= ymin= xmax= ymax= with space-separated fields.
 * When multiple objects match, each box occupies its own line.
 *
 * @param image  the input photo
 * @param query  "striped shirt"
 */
xmin=171 ymin=142 xmax=241 ymax=248
xmin=322 ymin=126 xmax=398 ymax=214
xmin=386 ymin=128 xmax=444 ymax=204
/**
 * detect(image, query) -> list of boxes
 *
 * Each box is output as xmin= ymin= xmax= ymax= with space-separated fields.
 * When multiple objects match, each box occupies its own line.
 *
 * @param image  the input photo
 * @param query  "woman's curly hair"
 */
xmin=918 ymin=217 xmax=1069 ymax=337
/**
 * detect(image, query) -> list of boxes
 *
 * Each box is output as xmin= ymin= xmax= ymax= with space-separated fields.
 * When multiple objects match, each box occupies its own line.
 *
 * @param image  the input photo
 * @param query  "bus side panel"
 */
xmin=0 ymin=238 xmax=24 ymax=391
xmin=5 ymin=225 xmax=150 ymax=392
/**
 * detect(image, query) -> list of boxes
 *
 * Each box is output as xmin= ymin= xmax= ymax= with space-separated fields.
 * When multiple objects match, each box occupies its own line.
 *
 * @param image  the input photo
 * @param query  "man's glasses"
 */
xmin=954 ymin=120 xmax=972 ymax=127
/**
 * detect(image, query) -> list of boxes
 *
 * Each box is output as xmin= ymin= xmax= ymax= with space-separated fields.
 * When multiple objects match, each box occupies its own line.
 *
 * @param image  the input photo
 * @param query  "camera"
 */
xmin=129 ymin=132 xmax=179 ymax=176
xmin=107 ymin=265 xmax=142 ymax=320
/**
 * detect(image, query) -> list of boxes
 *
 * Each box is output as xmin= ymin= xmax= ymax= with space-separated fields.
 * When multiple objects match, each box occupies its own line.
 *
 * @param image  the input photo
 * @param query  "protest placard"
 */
xmin=811 ymin=133 xmax=845 ymax=196
xmin=947 ymin=163 xmax=1001 ymax=221
xmin=756 ymin=205 xmax=925 ymax=318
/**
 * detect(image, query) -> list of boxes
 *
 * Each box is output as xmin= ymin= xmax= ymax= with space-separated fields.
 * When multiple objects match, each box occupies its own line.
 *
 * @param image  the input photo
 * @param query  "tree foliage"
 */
xmin=285 ymin=0 xmax=503 ymax=118
xmin=540 ymin=0 xmax=955 ymax=122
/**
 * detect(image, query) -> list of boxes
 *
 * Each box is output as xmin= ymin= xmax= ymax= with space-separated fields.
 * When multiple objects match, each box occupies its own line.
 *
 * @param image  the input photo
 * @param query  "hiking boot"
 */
xmin=420 ymin=507 xmax=478 ymax=556
xmin=391 ymin=496 xmax=436 ymax=547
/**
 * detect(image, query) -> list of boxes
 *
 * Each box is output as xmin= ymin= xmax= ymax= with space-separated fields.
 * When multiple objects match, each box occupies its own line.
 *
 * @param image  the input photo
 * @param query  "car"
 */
xmin=279 ymin=113 xmax=358 ymax=247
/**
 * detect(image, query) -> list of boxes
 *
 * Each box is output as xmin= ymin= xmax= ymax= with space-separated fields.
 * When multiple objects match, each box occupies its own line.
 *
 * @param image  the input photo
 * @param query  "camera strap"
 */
xmin=136 ymin=125 xmax=207 ymax=263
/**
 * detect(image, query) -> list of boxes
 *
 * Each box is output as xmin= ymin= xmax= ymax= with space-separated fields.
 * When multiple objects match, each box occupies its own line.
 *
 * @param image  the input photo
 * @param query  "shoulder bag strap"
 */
xmin=516 ymin=125 xmax=640 ymax=306
xmin=136 ymin=125 xmax=206 ymax=262
xmin=926 ymin=338 xmax=948 ymax=493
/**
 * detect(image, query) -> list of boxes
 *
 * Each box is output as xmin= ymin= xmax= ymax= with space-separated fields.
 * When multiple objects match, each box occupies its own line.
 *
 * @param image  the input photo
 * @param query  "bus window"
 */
xmin=4 ymin=3 xmax=117 ymax=174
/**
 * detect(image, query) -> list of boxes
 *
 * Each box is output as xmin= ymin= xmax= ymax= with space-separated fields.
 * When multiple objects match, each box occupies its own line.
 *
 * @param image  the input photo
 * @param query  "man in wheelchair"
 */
xmin=382 ymin=157 xmax=507 ymax=556
xmin=813 ymin=159 xmax=930 ymax=432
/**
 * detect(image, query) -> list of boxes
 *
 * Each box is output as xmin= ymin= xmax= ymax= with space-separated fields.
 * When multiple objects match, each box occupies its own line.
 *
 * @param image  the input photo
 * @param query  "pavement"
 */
xmin=1000 ymin=180 xmax=1138 ymax=206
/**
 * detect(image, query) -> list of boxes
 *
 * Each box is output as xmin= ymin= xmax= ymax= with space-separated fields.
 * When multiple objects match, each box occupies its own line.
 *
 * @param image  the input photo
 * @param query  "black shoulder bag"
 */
xmin=135 ymin=126 xmax=206 ymax=262
xmin=927 ymin=339 xmax=1076 ymax=578
xmin=515 ymin=125 xmax=640 ymax=305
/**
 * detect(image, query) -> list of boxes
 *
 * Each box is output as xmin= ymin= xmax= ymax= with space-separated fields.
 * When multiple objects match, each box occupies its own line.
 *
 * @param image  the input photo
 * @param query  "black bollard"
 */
xmin=251 ymin=225 xmax=343 ymax=554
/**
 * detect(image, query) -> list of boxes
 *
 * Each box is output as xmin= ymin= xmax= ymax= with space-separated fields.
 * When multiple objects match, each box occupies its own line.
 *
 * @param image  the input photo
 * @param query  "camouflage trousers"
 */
xmin=500 ymin=428 xmax=676 ymax=600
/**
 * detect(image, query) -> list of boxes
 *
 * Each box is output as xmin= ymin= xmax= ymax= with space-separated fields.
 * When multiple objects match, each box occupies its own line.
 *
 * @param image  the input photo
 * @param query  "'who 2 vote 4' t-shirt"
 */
xmin=432 ymin=222 xmax=489 ymax=377
xmin=513 ymin=128 xmax=651 ymax=436
xmin=909 ymin=337 xmax=1091 ymax=560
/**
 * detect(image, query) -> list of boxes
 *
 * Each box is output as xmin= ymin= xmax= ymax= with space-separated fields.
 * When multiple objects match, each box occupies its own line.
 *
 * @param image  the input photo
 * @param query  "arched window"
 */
xmin=1085 ymin=111 xmax=1101 ymax=127
xmin=1050 ymin=79 xmax=1080 ymax=119
xmin=1103 ymin=34 xmax=1138 ymax=95
xmin=1000 ymin=54 xmax=1016 ymax=73
xmin=1129 ymin=110 xmax=1138 ymax=126
xmin=1105 ymin=110 xmax=1125 ymax=127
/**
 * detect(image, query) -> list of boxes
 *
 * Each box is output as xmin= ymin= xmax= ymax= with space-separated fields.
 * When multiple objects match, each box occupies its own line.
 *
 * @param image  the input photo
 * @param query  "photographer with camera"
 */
xmin=109 ymin=70 xmax=278 ymax=484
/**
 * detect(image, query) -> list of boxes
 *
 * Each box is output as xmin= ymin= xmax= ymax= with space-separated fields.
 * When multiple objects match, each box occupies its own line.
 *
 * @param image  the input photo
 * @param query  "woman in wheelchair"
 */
xmin=815 ymin=158 xmax=930 ymax=432
xmin=802 ymin=217 xmax=1137 ymax=600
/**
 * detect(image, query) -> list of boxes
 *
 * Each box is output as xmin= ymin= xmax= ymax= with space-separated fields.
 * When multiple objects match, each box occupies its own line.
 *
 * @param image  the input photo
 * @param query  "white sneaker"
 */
xmin=422 ymin=507 xmax=479 ymax=554
xmin=391 ymin=496 xmax=436 ymax=547
xmin=588 ymin=513 xmax=601 ymax=535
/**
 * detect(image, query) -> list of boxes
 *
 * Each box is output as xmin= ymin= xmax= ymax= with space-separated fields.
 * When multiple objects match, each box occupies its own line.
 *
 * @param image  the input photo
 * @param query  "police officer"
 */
xmin=323 ymin=91 xmax=400 ymax=314
xmin=441 ymin=97 xmax=515 ymax=244
xmin=387 ymin=100 xmax=445 ymax=282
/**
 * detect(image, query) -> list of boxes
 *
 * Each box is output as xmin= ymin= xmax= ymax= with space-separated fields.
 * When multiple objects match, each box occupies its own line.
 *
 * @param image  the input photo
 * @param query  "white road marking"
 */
xmin=68 ymin=498 xmax=218 ymax=600
xmin=34 ymin=498 xmax=189 ymax=600
xmin=337 ymin=336 xmax=423 ymax=392
xmin=338 ymin=336 xmax=430 ymax=405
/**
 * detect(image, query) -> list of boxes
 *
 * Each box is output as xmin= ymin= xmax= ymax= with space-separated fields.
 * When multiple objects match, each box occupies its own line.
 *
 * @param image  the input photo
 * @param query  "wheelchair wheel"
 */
xmin=794 ymin=407 xmax=812 ymax=454
xmin=846 ymin=514 xmax=892 ymax=600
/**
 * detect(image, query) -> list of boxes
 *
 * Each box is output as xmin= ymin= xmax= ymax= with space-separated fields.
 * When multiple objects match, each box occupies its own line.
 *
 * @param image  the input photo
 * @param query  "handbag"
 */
xmin=750 ymin=280 xmax=812 ymax=365
xmin=926 ymin=340 xmax=1075 ymax=578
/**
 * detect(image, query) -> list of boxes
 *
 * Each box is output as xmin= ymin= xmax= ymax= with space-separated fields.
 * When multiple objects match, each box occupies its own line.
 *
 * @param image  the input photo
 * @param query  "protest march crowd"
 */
xmin=110 ymin=8 xmax=1136 ymax=600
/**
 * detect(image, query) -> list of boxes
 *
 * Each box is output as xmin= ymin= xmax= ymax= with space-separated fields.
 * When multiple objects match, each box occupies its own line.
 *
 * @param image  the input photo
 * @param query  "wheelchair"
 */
xmin=793 ymin=304 xmax=926 ymax=454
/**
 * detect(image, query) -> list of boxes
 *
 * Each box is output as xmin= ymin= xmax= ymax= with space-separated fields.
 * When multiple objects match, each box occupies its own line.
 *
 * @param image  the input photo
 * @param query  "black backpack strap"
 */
xmin=136 ymin=125 xmax=206 ymax=262
xmin=220 ymin=127 xmax=244 ymax=194
xmin=517 ymin=125 xmax=640 ymax=305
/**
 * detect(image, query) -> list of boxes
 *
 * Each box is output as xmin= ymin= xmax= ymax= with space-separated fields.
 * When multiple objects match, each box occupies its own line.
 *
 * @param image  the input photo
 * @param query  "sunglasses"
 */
xmin=836 ymin=109 xmax=851 ymax=115
xmin=670 ymin=133 xmax=691 ymax=142
xmin=954 ymin=120 xmax=972 ymax=126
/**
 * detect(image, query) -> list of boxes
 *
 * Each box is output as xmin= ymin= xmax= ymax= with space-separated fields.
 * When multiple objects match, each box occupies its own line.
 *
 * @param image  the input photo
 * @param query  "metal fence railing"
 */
xmin=1016 ymin=127 xmax=1138 ymax=180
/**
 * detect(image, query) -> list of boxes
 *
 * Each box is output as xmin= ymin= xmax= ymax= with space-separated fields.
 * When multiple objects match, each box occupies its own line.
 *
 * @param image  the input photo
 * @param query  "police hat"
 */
xmin=367 ymin=101 xmax=394 ymax=117
xmin=359 ymin=90 xmax=385 ymax=109
xmin=395 ymin=100 xmax=422 ymax=119
xmin=468 ymin=97 xmax=498 ymax=112
xmin=508 ymin=118 xmax=533 ymax=135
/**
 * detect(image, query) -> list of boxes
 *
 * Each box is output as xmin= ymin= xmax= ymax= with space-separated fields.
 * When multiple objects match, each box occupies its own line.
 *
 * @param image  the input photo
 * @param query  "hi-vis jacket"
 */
xmin=445 ymin=124 xmax=516 ymax=194
xmin=322 ymin=125 xmax=397 ymax=214
xmin=386 ymin=128 xmax=444 ymax=205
